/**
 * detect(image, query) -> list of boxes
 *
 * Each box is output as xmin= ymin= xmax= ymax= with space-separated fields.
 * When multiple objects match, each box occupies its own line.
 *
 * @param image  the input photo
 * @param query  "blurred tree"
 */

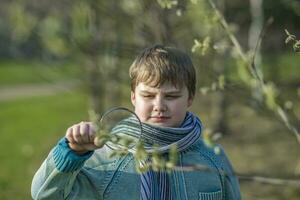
xmin=7 ymin=1 xmax=38 ymax=58
xmin=3 ymin=0 xmax=298 ymax=134
xmin=5 ymin=0 xmax=138 ymax=113
xmin=1 ymin=0 xmax=300 ymax=199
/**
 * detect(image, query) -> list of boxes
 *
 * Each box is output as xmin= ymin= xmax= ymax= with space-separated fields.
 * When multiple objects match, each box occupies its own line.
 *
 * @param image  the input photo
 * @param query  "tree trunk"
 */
xmin=211 ymin=0 xmax=229 ymax=135
xmin=86 ymin=56 xmax=105 ymax=114
xmin=249 ymin=0 xmax=264 ymax=103
xmin=248 ymin=0 xmax=263 ymax=69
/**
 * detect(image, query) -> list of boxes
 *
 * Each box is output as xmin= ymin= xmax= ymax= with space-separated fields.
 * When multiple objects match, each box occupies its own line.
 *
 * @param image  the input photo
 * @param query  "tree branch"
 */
xmin=174 ymin=164 xmax=300 ymax=187
xmin=206 ymin=0 xmax=300 ymax=144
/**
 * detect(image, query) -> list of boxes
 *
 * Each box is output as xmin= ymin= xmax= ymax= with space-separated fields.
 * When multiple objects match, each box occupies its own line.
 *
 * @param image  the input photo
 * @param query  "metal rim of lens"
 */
xmin=99 ymin=106 xmax=143 ymax=150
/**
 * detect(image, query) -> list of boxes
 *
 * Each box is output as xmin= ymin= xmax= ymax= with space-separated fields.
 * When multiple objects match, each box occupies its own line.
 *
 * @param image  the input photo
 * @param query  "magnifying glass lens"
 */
xmin=95 ymin=107 xmax=142 ymax=151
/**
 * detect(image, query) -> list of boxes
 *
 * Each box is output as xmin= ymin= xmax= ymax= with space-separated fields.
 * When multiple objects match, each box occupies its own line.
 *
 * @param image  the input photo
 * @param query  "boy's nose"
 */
xmin=153 ymin=97 xmax=167 ymax=112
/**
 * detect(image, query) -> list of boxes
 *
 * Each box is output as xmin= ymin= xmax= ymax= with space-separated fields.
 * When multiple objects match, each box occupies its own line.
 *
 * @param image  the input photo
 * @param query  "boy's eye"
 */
xmin=166 ymin=95 xmax=181 ymax=99
xmin=142 ymin=95 xmax=154 ymax=98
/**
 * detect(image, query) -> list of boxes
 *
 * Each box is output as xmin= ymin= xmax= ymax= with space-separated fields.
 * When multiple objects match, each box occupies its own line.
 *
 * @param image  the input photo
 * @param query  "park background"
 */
xmin=0 ymin=0 xmax=299 ymax=199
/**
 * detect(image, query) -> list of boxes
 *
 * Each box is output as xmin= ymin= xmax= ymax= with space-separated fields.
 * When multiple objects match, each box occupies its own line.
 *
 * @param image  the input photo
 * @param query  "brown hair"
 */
xmin=129 ymin=44 xmax=196 ymax=98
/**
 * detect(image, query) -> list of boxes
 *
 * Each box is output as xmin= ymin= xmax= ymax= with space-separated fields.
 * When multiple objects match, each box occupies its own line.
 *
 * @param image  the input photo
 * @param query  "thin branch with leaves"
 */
xmin=207 ymin=0 xmax=300 ymax=144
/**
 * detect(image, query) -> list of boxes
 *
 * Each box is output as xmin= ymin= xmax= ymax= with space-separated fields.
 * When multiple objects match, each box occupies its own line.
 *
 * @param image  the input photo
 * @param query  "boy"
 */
xmin=31 ymin=45 xmax=241 ymax=200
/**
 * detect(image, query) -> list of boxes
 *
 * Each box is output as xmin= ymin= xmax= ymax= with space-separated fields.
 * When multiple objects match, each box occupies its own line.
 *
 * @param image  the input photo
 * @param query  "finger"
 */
xmin=82 ymin=143 xmax=99 ymax=151
xmin=80 ymin=122 xmax=90 ymax=143
xmin=73 ymin=124 xmax=83 ymax=144
xmin=66 ymin=127 xmax=75 ymax=144
xmin=68 ymin=142 xmax=85 ymax=152
xmin=88 ymin=123 xmax=96 ymax=143
xmin=94 ymin=136 xmax=107 ymax=148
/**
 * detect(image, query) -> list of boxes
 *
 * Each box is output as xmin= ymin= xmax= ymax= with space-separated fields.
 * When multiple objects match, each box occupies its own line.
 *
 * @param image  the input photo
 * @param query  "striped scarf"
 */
xmin=110 ymin=112 xmax=202 ymax=200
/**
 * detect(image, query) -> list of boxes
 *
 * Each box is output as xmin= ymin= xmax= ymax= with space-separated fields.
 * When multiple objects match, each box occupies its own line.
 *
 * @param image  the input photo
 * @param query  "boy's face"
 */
xmin=131 ymin=82 xmax=193 ymax=127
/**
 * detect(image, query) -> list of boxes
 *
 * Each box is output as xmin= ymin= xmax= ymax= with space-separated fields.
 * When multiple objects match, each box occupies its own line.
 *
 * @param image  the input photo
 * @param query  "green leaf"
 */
xmin=191 ymin=37 xmax=211 ymax=56
xmin=157 ymin=0 xmax=178 ymax=9
xmin=94 ymin=137 xmax=108 ymax=147
xmin=135 ymin=162 xmax=150 ymax=173
xmin=293 ymin=40 xmax=300 ymax=52
xmin=203 ymin=129 xmax=214 ymax=148
xmin=200 ymin=87 xmax=210 ymax=95
xmin=134 ymin=142 xmax=148 ymax=161
xmin=285 ymin=36 xmax=294 ymax=44
xmin=284 ymin=29 xmax=290 ymax=35
xmin=168 ymin=144 xmax=178 ymax=165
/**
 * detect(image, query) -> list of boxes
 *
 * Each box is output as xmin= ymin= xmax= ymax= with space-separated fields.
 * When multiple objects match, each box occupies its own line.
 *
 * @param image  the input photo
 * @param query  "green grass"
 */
xmin=0 ymin=90 xmax=88 ymax=200
xmin=0 ymin=60 xmax=83 ymax=86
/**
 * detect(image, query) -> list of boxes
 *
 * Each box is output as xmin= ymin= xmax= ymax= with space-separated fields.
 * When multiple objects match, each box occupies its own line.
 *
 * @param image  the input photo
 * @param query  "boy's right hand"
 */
xmin=65 ymin=122 xmax=102 ymax=155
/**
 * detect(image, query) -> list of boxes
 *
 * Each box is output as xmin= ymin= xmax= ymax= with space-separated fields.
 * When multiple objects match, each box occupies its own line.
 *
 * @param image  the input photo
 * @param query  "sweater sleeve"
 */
xmin=53 ymin=138 xmax=93 ymax=172
xmin=31 ymin=138 xmax=94 ymax=200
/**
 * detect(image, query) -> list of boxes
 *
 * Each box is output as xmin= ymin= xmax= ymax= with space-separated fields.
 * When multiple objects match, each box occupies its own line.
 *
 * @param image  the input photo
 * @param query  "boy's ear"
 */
xmin=187 ymin=95 xmax=194 ymax=107
xmin=131 ymin=91 xmax=136 ymax=106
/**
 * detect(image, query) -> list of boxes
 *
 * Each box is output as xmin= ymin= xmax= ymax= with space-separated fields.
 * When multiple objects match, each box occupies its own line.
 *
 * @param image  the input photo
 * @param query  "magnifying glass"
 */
xmin=92 ymin=107 xmax=179 ymax=172
xmin=93 ymin=107 xmax=143 ymax=152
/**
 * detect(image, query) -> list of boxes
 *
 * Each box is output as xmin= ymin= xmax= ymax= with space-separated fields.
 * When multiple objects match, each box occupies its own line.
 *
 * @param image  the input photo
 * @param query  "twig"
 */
xmin=251 ymin=17 xmax=273 ymax=81
xmin=237 ymin=173 xmax=300 ymax=187
xmin=174 ymin=164 xmax=300 ymax=187
xmin=206 ymin=0 xmax=300 ymax=144
xmin=207 ymin=0 xmax=260 ymax=82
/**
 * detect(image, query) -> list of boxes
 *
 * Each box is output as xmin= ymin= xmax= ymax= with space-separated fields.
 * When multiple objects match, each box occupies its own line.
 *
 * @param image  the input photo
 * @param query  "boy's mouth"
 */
xmin=150 ymin=116 xmax=170 ymax=123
